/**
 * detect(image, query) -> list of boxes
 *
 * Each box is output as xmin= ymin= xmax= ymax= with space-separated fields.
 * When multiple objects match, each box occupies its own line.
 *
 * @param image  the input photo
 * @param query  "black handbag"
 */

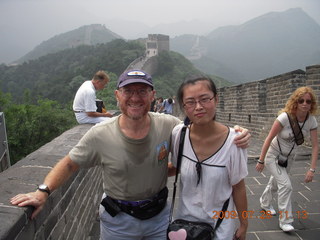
xmin=167 ymin=120 xmax=229 ymax=240
xmin=276 ymin=138 xmax=293 ymax=168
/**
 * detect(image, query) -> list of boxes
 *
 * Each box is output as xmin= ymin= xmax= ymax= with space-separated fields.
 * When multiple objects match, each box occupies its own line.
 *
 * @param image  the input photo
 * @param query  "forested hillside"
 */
xmin=1 ymin=38 xmax=230 ymax=165
xmin=0 ymin=39 xmax=145 ymax=107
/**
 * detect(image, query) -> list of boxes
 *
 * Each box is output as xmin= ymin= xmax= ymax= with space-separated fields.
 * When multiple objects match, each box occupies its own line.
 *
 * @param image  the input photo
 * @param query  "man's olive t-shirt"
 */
xmin=69 ymin=112 xmax=181 ymax=201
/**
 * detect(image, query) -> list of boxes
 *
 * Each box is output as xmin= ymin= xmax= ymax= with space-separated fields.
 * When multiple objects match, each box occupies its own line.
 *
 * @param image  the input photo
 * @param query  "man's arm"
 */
xmin=10 ymin=155 xmax=79 ymax=219
xmin=87 ymin=111 xmax=113 ymax=118
xmin=168 ymin=162 xmax=176 ymax=177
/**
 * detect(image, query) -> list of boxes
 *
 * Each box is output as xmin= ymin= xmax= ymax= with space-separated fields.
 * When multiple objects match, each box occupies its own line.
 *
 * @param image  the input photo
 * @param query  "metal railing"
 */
xmin=0 ymin=112 xmax=10 ymax=172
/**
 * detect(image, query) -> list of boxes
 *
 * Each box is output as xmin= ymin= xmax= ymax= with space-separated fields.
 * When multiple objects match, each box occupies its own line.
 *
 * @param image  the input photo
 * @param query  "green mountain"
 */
xmin=0 ymin=39 xmax=145 ymax=107
xmin=0 ymin=39 xmax=232 ymax=110
xmin=15 ymin=24 xmax=123 ymax=64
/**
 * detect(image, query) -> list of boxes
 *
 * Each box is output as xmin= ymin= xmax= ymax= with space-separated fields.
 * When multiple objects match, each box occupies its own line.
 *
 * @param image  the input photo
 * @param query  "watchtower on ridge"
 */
xmin=145 ymin=34 xmax=170 ymax=58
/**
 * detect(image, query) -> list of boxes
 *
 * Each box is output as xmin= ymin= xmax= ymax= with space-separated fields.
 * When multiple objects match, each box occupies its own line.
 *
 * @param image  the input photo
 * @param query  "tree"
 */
xmin=1 ymin=90 xmax=76 ymax=164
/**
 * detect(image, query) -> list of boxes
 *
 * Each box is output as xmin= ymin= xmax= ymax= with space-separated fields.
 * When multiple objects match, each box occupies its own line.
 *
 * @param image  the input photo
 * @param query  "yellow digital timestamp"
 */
xmin=211 ymin=210 xmax=309 ymax=220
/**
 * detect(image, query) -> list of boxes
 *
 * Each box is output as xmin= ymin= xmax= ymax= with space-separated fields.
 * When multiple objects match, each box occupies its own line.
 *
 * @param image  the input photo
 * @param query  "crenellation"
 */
xmin=217 ymin=64 xmax=320 ymax=141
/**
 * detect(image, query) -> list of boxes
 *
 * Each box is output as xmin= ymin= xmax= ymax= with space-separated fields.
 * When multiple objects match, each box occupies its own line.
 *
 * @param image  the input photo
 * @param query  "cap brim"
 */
xmin=118 ymin=78 xmax=153 ymax=88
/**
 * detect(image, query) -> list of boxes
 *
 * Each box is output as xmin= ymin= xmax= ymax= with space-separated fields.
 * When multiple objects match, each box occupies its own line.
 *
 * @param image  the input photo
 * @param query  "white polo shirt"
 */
xmin=73 ymin=80 xmax=97 ymax=112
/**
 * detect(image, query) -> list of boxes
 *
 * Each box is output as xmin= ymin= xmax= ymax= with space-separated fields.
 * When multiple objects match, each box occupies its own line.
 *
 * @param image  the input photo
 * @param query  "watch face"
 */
xmin=38 ymin=184 xmax=50 ymax=195
xmin=39 ymin=184 xmax=47 ymax=190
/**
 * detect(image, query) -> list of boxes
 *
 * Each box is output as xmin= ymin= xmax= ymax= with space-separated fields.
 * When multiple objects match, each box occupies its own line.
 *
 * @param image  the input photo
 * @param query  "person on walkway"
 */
xmin=169 ymin=76 xmax=248 ymax=240
xmin=11 ymin=69 xmax=250 ymax=240
xmin=159 ymin=97 xmax=174 ymax=114
xmin=73 ymin=70 xmax=113 ymax=124
xmin=256 ymin=86 xmax=318 ymax=232
xmin=154 ymin=97 xmax=164 ymax=112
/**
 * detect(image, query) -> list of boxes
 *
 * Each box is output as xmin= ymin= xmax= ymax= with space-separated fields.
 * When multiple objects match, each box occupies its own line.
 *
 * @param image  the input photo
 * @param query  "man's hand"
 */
xmin=234 ymin=125 xmax=251 ymax=148
xmin=10 ymin=190 xmax=49 ymax=219
xmin=105 ymin=112 xmax=113 ymax=117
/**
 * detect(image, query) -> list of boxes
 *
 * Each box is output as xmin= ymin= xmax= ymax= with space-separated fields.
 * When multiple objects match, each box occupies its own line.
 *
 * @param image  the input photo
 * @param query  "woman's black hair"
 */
xmin=177 ymin=75 xmax=217 ymax=112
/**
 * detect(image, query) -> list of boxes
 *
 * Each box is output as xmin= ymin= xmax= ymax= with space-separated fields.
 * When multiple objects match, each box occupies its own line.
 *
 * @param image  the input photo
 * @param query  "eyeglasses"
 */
xmin=298 ymin=99 xmax=312 ymax=105
xmin=119 ymin=88 xmax=151 ymax=98
xmin=183 ymin=96 xmax=215 ymax=109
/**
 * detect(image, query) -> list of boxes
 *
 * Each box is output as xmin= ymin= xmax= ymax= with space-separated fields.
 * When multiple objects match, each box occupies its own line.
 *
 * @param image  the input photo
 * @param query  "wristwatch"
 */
xmin=309 ymin=168 xmax=316 ymax=173
xmin=37 ymin=184 xmax=51 ymax=195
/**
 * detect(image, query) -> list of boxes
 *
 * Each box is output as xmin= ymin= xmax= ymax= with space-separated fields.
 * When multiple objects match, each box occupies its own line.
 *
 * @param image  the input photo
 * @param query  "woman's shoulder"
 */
xmin=172 ymin=123 xmax=185 ymax=135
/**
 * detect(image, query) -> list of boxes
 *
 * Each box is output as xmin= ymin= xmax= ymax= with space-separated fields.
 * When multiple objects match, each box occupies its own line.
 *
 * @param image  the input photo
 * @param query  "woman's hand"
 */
xmin=255 ymin=161 xmax=265 ymax=173
xmin=233 ymin=222 xmax=248 ymax=240
xmin=304 ymin=170 xmax=314 ymax=183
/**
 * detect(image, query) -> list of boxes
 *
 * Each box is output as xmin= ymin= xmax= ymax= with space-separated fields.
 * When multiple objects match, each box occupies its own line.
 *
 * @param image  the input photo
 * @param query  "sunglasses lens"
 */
xmin=298 ymin=99 xmax=312 ymax=104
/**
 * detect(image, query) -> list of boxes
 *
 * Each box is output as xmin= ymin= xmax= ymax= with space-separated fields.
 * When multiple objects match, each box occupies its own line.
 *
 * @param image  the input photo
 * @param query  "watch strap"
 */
xmin=37 ymin=184 xmax=51 ymax=195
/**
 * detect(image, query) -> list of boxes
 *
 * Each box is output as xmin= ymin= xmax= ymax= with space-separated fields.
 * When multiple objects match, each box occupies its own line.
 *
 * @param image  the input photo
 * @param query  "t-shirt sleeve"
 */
xmin=69 ymin=128 xmax=100 ymax=168
xmin=276 ymin=112 xmax=289 ymax=127
xmin=310 ymin=115 xmax=318 ymax=129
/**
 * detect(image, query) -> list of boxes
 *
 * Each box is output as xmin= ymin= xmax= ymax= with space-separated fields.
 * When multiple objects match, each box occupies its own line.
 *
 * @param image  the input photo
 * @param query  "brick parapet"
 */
xmin=0 ymin=124 xmax=102 ymax=240
xmin=216 ymin=65 xmax=320 ymax=142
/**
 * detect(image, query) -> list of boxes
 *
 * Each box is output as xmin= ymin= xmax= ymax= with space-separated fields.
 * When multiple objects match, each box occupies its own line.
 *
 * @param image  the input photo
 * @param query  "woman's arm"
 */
xmin=305 ymin=128 xmax=318 ymax=183
xmin=255 ymin=120 xmax=283 ymax=172
xmin=232 ymin=179 xmax=248 ymax=240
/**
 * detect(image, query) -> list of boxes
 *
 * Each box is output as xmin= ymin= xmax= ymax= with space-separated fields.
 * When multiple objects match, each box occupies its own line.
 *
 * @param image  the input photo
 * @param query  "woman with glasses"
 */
xmin=169 ymin=76 xmax=248 ymax=240
xmin=255 ymin=86 xmax=318 ymax=232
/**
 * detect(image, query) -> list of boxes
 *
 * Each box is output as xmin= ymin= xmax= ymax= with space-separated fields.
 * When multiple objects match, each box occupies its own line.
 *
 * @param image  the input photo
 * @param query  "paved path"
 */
xmin=90 ymin=138 xmax=320 ymax=240
xmin=244 ymin=139 xmax=320 ymax=240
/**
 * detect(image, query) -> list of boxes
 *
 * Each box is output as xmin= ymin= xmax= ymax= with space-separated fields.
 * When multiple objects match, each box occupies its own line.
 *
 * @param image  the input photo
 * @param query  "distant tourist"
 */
xmin=73 ymin=71 xmax=113 ymax=124
xmin=154 ymin=97 xmax=164 ymax=112
xmin=256 ymin=86 xmax=318 ymax=232
xmin=159 ymin=97 xmax=174 ymax=114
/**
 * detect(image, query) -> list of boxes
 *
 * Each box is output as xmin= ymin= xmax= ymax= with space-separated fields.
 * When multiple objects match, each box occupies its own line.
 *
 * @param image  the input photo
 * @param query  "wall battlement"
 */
xmin=0 ymin=124 xmax=102 ymax=240
xmin=0 ymin=65 xmax=319 ymax=239
xmin=216 ymin=65 xmax=320 ymax=142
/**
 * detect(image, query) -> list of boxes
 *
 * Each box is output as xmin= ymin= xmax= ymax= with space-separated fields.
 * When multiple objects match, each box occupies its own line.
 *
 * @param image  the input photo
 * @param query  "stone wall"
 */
xmin=216 ymin=65 xmax=320 ymax=142
xmin=0 ymin=124 xmax=102 ymax=240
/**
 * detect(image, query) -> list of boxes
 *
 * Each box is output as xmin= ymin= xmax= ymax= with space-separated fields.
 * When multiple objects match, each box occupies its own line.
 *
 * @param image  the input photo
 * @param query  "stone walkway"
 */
xmin=240 ymin=139 xmax=320 ymax=240
xmin=89 ymin=138 xmax=320 ymax=240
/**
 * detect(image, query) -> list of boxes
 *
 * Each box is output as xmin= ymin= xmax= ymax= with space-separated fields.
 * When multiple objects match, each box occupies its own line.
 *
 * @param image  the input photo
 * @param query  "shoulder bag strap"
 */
xmin=169 ymin=125 xmax=187 ymax=222
xmin=214 ymin=198 xmax=230 ymax=230
xmin=286 ymin=112 xmax=307 ymax=145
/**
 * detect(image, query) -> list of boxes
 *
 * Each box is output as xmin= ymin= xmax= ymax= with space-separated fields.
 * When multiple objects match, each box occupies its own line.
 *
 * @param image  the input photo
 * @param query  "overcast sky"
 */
xmin=1 ymin=0 xmax=320 ymax=63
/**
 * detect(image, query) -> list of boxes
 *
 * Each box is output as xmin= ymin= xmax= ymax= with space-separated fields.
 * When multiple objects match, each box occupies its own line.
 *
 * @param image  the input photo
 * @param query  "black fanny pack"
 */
xmin=101 ymin=187 xmax=168 ymax=220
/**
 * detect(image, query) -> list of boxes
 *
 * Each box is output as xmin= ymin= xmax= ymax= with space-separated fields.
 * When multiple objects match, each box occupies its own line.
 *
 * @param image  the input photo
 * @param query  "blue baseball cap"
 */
xmin=117 ymin=70 xmax=153 ymax=89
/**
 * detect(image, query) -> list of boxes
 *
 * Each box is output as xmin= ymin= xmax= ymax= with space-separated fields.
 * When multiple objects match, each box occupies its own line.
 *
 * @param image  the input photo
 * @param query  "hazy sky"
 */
xmin=1 ymin=0 xmax=320 ymax=63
